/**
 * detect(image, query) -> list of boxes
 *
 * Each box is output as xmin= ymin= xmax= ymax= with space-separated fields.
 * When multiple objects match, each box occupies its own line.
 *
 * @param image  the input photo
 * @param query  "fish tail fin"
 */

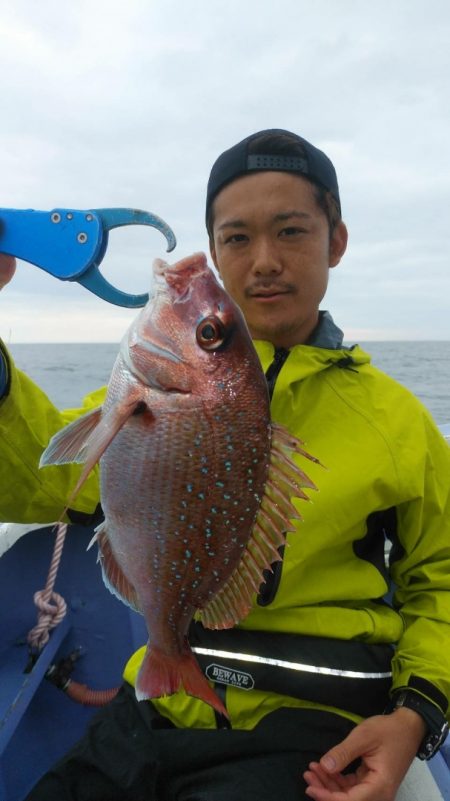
xmin=135 ymin=645 xmax=228 ymax=718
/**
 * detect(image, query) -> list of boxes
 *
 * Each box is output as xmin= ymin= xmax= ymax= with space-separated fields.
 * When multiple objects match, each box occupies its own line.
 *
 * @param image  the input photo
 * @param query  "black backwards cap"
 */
xmin=206 ymin=128 xmax=341 ymax=228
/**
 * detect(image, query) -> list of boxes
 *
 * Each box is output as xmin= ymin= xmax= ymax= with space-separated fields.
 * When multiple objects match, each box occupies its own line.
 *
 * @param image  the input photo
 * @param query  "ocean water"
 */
xmin=7 ymin=340 xmax=450 ymax=426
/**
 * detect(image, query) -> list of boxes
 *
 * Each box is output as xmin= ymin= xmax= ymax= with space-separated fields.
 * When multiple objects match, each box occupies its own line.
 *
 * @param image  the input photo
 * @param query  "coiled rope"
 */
xmin=26 ymin=521 xmax=120 ymax=706
xmin=27 ymin=521 xmax=68 ymax=653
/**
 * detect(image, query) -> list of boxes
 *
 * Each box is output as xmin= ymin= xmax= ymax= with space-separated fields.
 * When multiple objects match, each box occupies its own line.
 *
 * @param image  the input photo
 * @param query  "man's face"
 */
xmin=210 ymin=171 xmax=347 ymax=348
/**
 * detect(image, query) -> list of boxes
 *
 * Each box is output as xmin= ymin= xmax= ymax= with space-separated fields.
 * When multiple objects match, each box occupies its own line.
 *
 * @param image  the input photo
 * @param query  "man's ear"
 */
xmin=329 ymin=221 xmax=348 ymax=269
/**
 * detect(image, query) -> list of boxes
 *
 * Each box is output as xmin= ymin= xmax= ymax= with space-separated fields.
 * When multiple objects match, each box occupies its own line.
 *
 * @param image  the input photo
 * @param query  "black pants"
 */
xmin=25 ymin=683 xmax=355 ymax=801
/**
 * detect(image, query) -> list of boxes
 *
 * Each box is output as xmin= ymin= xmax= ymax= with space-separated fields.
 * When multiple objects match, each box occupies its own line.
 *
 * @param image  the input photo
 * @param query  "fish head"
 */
xmin=122 ymin=252 xmax=264 ymax=397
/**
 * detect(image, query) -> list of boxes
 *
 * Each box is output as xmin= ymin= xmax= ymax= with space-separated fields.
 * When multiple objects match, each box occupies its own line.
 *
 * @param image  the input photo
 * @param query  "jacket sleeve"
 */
xmin=0 ymin=340 xmax=103 ymax=524
xmin=389 ymin=407 xmax=450 ymax=720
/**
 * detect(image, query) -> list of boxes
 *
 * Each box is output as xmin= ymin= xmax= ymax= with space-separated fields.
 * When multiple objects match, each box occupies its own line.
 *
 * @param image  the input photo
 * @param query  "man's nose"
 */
xmin=250 ymin=239 xmax=282 ymax=276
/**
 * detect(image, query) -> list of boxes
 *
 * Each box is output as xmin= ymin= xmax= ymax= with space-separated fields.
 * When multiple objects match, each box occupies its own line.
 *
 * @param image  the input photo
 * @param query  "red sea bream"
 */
xmin=41 ymin=252 xmax=317 ymax=716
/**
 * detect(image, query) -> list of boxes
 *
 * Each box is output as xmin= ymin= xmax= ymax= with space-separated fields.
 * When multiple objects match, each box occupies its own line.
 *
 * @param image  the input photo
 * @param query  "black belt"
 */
xmin=189 ymin=622 xmax=393 ymax=718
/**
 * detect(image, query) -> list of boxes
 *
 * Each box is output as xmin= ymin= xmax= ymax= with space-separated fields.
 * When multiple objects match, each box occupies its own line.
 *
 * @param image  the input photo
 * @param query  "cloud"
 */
xmin=1 ymin=0 xmax=449 ymax=341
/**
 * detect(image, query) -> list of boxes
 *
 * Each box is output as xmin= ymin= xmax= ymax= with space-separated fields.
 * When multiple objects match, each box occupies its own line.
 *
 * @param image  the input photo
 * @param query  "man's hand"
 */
xmin=303 ymin=708 xmax=426 ymax=801
xmin=0 ymin=254 xmax=16 ymax=289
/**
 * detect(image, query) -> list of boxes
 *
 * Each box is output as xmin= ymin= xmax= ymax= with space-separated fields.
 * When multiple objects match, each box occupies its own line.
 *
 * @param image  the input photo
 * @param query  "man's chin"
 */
xmin=248 ymin=312 xmax=319 ymax=348
xmin=248 ymin=321 xmax=299 ymax=348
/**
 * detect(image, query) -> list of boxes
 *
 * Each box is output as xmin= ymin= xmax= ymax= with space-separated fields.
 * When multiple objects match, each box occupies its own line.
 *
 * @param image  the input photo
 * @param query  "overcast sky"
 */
xmin=0 ymin=0 xmax=449 ymax=343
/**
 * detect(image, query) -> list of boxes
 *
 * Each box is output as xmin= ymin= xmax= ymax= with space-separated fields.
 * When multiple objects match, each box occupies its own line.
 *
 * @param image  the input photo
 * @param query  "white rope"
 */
xmin=27 ymin=522 xmax=68 ymax=653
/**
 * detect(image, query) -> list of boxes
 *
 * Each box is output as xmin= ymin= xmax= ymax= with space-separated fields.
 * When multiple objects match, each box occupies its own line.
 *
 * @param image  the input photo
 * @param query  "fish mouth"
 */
xmin=154 ymin=253 xmax=207 ymax=278
xmin=153 ymin=253 xmax=209 ymax=299
xmin=121 ymin=326 xmax=188 ymax=393
xmin=122 ymin=344 xmax=188 ymax=394
xmin=135 ymin=335 xmax=184 ymax=365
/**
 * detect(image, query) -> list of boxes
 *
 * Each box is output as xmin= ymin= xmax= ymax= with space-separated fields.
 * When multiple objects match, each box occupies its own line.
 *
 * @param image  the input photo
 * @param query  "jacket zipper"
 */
xmin=257 ymin=347 xmax=290 ymax=606
xmin=264 ymin=346 xmax=290 ymax=401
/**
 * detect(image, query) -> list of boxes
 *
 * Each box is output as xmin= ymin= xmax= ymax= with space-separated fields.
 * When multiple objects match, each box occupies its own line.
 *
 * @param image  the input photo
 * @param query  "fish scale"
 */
xmin=41 ymin=251 xmax=317 ymax=716
xmin=102 ymin=395 xmax=270 ymax=614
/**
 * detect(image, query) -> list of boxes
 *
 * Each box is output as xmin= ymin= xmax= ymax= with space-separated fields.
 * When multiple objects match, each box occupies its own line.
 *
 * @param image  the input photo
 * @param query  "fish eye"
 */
xmin=196 ymin=316 xmax=226 ymax=351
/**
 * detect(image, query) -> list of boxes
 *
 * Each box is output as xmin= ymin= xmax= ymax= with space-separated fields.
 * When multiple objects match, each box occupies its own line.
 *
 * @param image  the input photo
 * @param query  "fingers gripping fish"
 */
xmin=41 ymin=253 xmax=318 ymax=717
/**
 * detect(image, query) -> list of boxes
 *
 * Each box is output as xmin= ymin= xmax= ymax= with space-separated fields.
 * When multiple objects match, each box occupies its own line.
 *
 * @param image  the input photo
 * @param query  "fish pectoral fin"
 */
xmin=40 ymin=406 xmax=103 ymax=467
xmin=95 ymin=522 xmax=141 ymax=613
xmin=40 ymin=398 xmax=143 ymax=508
xmin=200 ymin=423 xmax=318 ymax=630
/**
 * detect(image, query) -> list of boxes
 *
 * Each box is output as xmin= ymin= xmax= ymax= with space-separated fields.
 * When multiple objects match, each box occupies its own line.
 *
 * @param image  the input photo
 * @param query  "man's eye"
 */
xmin=279 ymin=226 xmax=306 ymax=237
xmin=224 ymin=233 xmax=248 ymax=244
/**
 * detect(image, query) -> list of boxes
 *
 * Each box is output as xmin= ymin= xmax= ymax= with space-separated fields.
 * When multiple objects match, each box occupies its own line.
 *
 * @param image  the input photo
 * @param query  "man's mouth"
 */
xmin=247 ymin=286 xmax=294 ymax=300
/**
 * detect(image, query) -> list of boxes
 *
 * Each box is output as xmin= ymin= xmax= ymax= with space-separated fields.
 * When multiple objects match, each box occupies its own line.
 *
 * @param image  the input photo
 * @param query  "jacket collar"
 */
xmin=306 ymin=311 xmax=344 ymax=350
xmin=253 ymin=313 xmax=371 ymax=381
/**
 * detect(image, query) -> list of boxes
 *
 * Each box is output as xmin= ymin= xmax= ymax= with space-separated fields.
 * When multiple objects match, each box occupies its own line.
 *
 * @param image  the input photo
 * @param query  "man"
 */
xmin=1 ymin=129 xmax=449 ymax=801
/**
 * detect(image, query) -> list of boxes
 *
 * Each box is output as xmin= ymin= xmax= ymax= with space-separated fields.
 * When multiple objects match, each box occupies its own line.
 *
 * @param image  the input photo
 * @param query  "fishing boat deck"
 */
xmin=1 ymin=500 xmax=449 ymax=800
xmin=0 ymin=525 xmax=147 ymax=801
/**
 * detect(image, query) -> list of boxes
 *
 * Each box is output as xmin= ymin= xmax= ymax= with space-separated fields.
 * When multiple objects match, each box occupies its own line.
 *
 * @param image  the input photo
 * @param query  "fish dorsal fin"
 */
xmin=40 ymin=399 xmax=145 ymax=507
xmin=198 ymin=423 xmax=318 ymax=630
xmin=94 ymin=522 xmax=141 ymax=614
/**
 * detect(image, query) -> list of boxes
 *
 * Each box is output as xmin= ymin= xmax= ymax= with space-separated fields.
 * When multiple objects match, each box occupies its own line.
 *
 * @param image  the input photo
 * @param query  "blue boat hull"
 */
xmin=0 ymin=524 xmax=146 ymax=801
xmin=1 ymin=524 xmax=449 ymax=800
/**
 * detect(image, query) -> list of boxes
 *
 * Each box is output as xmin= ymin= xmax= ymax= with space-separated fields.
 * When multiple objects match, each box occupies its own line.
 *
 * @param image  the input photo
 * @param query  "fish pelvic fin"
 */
xmin=199 ymin=422 xmax=319 ymax=630
xmin=40 ymin=398 xmax=143 ymax=509
xmin=135 ymin=644 xmax=228 ymax=718
xmin=95 ymin=522 xmax=141 ymax=614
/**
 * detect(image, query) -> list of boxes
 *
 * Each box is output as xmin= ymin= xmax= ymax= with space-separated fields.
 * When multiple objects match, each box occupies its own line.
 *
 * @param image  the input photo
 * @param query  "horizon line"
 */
xmin=7 ymin=338 xmax=450 ymax=346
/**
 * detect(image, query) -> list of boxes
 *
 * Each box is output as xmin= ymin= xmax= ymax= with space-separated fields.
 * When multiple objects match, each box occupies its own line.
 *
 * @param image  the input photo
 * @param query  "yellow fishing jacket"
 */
xmin=1 ymin=330 xmax=450 ymax=730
